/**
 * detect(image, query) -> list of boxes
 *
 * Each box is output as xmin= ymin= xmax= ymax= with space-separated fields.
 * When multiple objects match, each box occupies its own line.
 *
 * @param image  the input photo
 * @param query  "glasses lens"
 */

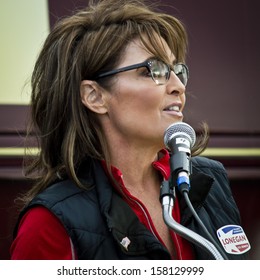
xmin=173 ymin=64 xmax=189 ymax=86
xmin=148 ymin=60 xmax=170 ymax=85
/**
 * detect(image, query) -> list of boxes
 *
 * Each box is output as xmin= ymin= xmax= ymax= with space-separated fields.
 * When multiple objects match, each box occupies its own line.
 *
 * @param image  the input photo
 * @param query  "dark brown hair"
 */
xmin=22 ymin=0 xmax=208 ymax=204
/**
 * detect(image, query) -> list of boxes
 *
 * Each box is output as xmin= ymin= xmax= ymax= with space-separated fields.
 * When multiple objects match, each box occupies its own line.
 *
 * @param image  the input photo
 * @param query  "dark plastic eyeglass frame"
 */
xmin=94 ymin=58 xmax=189 ymax=86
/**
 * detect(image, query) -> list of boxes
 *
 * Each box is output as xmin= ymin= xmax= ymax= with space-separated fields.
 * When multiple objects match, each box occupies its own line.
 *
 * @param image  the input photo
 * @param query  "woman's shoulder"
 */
xmin=10 ymin=206 xmax=73 ymax=259
xmin=31 ymin=179 xmax=96 ymax=209
xmin=191 ymin=156 xmax=224 ymax=170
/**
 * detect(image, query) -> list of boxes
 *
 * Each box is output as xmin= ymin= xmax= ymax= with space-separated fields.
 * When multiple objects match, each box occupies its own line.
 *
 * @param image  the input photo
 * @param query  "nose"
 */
xmin=167 ymin=71 xmax=186 ymax=95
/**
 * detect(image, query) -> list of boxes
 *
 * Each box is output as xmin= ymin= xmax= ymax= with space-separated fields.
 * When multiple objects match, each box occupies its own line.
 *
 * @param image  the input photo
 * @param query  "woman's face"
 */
xmin=102 ymin=36 xmax=186 ymax=149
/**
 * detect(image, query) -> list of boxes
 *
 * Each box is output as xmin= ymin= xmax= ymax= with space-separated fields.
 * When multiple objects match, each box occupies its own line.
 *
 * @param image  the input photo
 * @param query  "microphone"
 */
xmin=162 ymin=122 xmax=228 ymax=259
xmin=164 ymin=122 xmax=196 ymax=192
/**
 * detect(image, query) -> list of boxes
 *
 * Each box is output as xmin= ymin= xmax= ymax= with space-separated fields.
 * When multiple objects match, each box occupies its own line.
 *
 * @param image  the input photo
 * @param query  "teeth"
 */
xmin=167 ymin=105 xmax=180 ymax=112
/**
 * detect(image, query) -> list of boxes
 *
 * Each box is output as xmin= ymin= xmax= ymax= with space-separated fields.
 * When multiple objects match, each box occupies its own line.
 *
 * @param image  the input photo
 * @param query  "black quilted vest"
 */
xmin=14 ymin=157 xmax=248 ymax=260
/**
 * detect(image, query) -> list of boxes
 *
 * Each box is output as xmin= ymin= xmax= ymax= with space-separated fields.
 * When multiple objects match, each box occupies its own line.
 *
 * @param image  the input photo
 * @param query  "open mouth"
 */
xmin=163 ymin=105 xmax=181 ymax=112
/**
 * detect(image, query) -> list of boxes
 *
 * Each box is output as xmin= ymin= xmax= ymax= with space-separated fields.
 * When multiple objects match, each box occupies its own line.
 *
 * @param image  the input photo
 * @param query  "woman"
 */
xmin=10 ymin=0 xmax=248 ymax=260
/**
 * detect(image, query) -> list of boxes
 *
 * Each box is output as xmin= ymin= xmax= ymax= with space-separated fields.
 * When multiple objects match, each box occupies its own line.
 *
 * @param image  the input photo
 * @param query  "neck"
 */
xmin=99 ymin=118 xmax=164 ymax=193
xmin=109 ymin=144 xmax=162 ymax=194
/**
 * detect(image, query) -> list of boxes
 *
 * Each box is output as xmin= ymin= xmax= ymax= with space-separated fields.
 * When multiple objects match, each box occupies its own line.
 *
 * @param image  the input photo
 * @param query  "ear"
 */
xmin=80 ymin=80 xmax=108 ymax=114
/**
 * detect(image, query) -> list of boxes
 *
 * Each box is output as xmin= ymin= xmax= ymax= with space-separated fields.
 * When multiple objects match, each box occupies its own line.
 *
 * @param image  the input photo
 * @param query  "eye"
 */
xmin=152 ymin=61 xmax=169 ymax=78
xmin=140 ymin=67 xmax=152 ymax=78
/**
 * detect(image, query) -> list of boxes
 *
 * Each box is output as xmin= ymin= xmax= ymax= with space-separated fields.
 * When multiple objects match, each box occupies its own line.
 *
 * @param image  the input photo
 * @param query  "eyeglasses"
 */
xmin=94 ymin=58 xmax=189 ymax=86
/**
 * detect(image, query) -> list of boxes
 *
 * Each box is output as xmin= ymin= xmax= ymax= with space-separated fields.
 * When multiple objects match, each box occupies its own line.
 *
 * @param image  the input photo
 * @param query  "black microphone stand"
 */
xmin=160 ymin=179 xmax=224 ymax=260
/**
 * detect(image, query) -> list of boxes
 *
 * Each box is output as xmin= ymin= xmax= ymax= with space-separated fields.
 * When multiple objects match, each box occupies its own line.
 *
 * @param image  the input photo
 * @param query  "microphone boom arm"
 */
xmin=160 ymin=180 xmax=224 ymax=260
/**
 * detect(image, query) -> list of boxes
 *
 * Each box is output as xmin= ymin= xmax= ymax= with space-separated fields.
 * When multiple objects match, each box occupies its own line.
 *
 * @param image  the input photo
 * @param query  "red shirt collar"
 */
xmin=102 ymin=148 xmax=170 ymax=185
xmin=152 ymin=148 xmax=171 ymax=180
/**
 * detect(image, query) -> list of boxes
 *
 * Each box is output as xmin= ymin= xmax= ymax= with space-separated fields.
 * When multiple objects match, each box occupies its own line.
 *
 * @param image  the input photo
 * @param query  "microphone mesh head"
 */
xmin=164 ymin=122 xmax=196 ymax=148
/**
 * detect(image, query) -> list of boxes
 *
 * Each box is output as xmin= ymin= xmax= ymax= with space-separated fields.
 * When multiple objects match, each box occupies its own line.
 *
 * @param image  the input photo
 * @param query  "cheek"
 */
xmin=106 ymin=84 xmax=162 ymax=130
xmin=114 ymin=80 xmax=162 ymax=113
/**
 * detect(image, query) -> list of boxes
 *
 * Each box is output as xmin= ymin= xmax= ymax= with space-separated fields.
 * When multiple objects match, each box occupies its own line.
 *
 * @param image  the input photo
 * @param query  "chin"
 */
xmin=165 ymin=119 xmax=182 ymax=129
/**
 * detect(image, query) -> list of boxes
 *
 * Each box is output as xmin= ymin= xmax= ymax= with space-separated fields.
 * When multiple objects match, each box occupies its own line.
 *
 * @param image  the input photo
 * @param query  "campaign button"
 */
xmin=217 ymin=225 xmax=251 ymax=255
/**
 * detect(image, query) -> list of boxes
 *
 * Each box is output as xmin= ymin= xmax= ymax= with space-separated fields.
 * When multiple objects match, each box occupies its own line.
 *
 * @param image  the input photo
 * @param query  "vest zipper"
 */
xmin=129 ymin=197 xmax=158 ymax=240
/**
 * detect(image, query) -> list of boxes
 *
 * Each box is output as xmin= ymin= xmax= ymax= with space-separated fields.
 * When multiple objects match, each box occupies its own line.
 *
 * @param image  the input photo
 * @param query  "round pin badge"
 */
xmin=217 ymin=225 xmax=251 ymax=255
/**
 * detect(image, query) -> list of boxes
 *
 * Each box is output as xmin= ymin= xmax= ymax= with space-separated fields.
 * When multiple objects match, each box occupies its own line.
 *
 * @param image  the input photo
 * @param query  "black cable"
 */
xmin=182 ymin=190 xmax=229 ymax=260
